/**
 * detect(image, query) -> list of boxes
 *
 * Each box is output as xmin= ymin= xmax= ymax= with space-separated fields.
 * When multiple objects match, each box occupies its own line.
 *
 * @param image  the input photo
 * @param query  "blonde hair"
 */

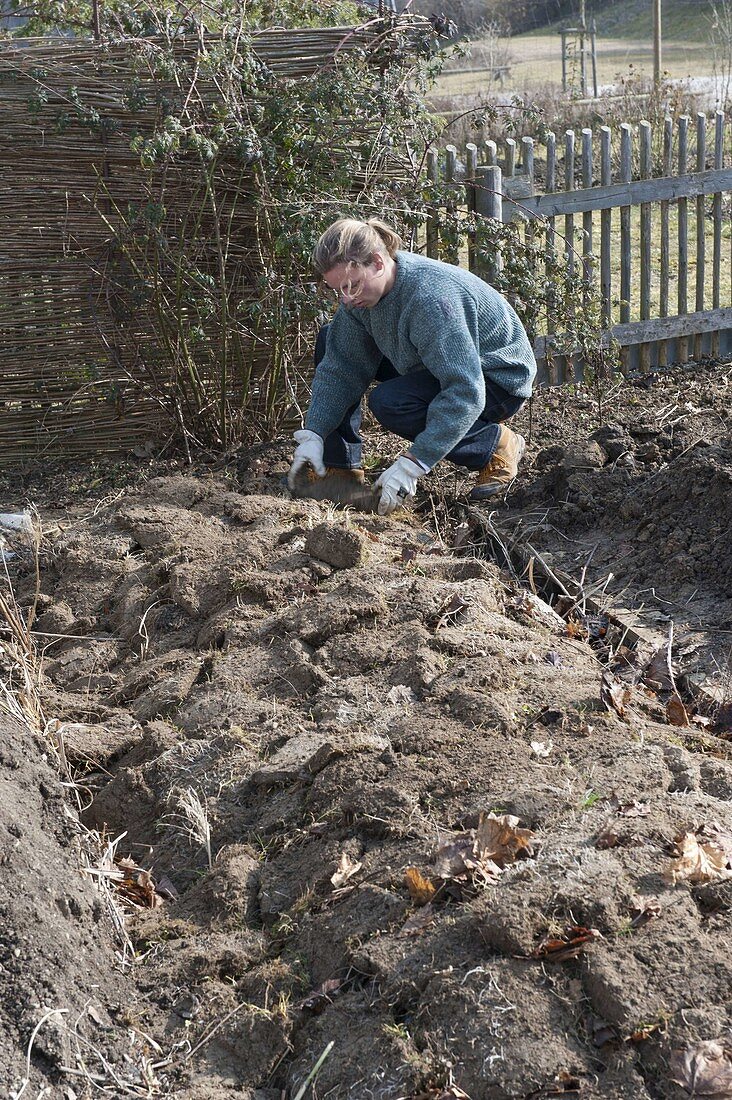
xmin=312 ymin=217 xmax=402 ymax=275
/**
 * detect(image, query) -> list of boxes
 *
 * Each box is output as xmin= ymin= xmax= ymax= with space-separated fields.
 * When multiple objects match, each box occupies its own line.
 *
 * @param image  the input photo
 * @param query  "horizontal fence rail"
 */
xmin=535 ymin=307 xmax=732 ymax=356
xmin=504 ymin=167 xmax=732 ymax=217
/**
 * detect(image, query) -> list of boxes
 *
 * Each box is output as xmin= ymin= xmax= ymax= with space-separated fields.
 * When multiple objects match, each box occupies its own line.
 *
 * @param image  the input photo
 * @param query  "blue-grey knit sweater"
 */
xmin=305 ymin=251 xmax=537 ymax=470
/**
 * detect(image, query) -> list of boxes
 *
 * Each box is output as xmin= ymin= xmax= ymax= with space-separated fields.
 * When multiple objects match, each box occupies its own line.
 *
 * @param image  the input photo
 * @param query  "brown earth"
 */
xmin=1 ymin=358 xmax=732 ymax=1100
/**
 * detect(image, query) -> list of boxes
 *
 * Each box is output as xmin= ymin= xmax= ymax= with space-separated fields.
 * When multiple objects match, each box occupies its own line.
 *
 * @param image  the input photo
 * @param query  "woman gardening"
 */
xmin=288 ymin=217 xmax=537 ymax=515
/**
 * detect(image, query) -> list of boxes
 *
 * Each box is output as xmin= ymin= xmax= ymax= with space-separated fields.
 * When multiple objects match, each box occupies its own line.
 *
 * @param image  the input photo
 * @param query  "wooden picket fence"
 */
xmin=427 ymin=111 xmax=732 ymax=383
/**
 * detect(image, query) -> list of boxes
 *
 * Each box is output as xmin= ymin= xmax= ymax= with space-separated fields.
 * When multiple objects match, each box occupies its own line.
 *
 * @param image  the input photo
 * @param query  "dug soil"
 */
xmin=2 ymin=359 xmax=732 ymax=1100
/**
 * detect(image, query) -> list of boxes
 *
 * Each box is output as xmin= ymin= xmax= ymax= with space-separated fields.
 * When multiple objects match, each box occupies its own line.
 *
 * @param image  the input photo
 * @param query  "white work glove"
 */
xmin=287 ymin=429 xmax=325 ymax=489
xmin=374 ymin=455 xmax=425 ymax=516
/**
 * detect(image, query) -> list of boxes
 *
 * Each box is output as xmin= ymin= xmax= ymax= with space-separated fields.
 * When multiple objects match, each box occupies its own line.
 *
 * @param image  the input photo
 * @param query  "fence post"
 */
xmin=521 ymin=136 xmax=537 ymax=337
xmin=619 ymin=123 xmax=633 ymax=373
xmin=426 ymin=147 xmax=439 ymax=260
xmin=658 ymin=116 xmax=673 ymax=368
xmin=711 ymin=110 xmax=724 ymax=359
xmin=545 ymin=131 xmax=559 ymax=385
xmin=560 ymin=30 xmax=567 ymax=91
xmin=639 ymin=120 xmax=652 ymax=372
xmin=521 ymin=136 xmax=534 ymax=188
xmin=694 ymin=112 xmax=706 ymax=359
xmin=564 ymin=130 xmax=576 ymax=381
xmin=444 ymin=145 xmax=459 ymax=265
xmin=564 ymin=129 xmax=576 ymax=278
xmin=466 ymin=141 xmax=478 ymax=273
xmin=581 ymin=127 xmax=594 ymax=303
xmin=599 ymin=126 xmax=612 ymax=329
xmin=677 ymin=116 xmax=689 ymax=362
xmin=590 ymin=19 xmax=598 ymax=98
xmin=483 ymin=164 xmax=503 ymax=283
xmin=505 ymin=137 xmax=516 ymax=177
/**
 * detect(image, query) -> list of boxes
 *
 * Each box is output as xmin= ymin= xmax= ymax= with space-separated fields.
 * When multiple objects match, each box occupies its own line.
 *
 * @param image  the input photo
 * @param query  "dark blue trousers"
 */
xmin=315 ymin=325 xmax=525 ymax=472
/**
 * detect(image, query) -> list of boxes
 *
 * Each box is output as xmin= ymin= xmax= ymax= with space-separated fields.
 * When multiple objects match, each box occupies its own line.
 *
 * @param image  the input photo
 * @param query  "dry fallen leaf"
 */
xmin=509 ymin=591 xmax=564 ymax=629
xmin=594 ymin=824 xmax=619 ymax=849
xmin=451 ymin=522 xmax=471 ymax=551
xmin=628 ymin=896 xmax=662 ymax=929
xmin=410 ymin=1085 xmax=471 ymax=1100
xmin=405 ymin=866 xmax=437 ymax=905
xmin=643 ymin=646 xmax=674 ymax=692
xmin=615 ymin=799 xmax=651 ymax=818
xmin=666 ymin=692 xmax=690 ymax=727
xmin=699 ymin=823 xmax=732 ymax=863
xmin=330 ymin=852 xmax=363 ymax=889
xmin=298 ymin=977 xmax=344 ymax=1015
xmin=547 ymin=1070 xmax=582 ymax=1094
xmin=475 ymin=812 xmax=535 ymax=865
xmin=400 ymin=903 xmax=438 ymax=936
xmin=114 ymin=857 xmax=165 ymax=910
xmin=359 ymin=527 xmax=381 ymax=543
xmin=627 ymin=1019 xmax=666 ymax=1042
xmin=433 ymin=836 xmax=477 ymax=880
xmin=425 ymin=814 xmax=536 ymax=899
xmin=566 ymin=618 xmax=587 ymax=639
xmin=434 ymin=592 xmax=470 ymax=630
xmin=670 ymin=1040 xmax=732 ymax=1097
xmin=432 ymin=834 xmax=504 ymax=893
xmin=601 ymin=671 xmax=633 ymax=718
xmin=386 ymin=684 xmax=417 ymax=706
xmin=665 ymin=832 xmax=732 ymax=885
xmin=155 ymin=873 xmax=179 ymax=900
xmin=532 ymin=925 xmax=601 ymax=962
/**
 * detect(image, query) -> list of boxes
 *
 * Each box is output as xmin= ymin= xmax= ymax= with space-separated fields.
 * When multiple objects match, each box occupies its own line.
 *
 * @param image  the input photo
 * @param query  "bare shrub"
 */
xmin=709 ymin=0 xmax=732 ymax=108
xmin=442 ymin=20 xmax=513 ymax=69
xmin=431 ymin=73 xmax=706 ymax=175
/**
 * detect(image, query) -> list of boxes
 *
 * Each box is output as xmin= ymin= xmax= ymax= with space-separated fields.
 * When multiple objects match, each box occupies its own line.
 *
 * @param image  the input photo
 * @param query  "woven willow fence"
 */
xmin=0 ymin=25 xmax=409 ymax=464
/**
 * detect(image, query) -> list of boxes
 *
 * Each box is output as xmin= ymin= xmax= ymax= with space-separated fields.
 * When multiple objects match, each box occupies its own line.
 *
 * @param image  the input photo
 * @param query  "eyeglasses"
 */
xmin=324 ymin=270 xmax=364 ymax=304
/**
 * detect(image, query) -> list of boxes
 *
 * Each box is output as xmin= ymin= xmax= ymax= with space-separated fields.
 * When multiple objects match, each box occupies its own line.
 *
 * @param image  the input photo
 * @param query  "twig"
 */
xmin=646 ymin=435 xmax=704 ymax=483
xmin=666 ymin=621 xmax=679 ymax=697
xmin=14 ymin=1008 xmax=69 ymax=1100
xmin=137 ymin=599 xmax=162 ymax=661
xmin=483 ymin=509 xmax=518 ymax=582
xmin=523 ymin=541 xmax=574 ymax=599
xmin=293 ymin=1041 xmax=335 ymax=1100
xmin=184 ymin=1002 xmax=246 ymax=1061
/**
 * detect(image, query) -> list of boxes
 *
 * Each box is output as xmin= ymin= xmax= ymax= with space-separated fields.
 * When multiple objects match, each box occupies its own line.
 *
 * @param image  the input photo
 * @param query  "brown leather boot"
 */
xmin=469 ymin=426 xmax=526 ymax=500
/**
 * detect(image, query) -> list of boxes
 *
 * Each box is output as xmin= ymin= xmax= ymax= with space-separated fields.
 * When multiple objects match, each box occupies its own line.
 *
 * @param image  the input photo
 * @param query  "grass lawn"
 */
xmin=437 ymin=35 xmax=718 ymax=97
